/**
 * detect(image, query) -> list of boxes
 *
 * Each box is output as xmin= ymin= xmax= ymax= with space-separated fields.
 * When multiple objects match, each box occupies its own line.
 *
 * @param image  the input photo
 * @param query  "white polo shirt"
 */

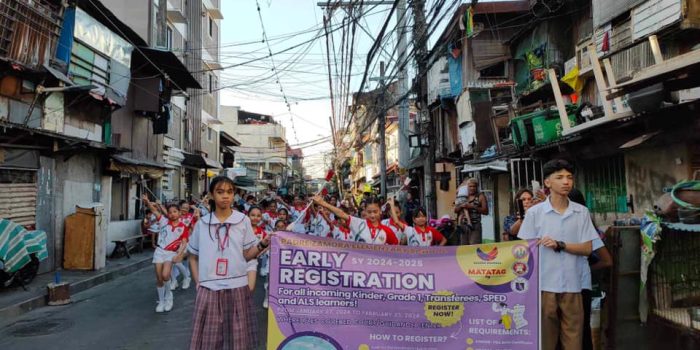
xmin=308 ymin=213 xmax=331 ymax=237
xmin=518 ymin=197 xmax=598 ymax=293
xmin=187 ymin=211 xmax=258 ymax=291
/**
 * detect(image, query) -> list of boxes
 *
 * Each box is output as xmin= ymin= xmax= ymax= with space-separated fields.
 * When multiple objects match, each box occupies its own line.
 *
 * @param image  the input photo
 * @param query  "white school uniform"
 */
xmin=580 ymin=237 xmax=604 ymax=290
xmin=261 ymin=211 xmax=278 ymax=232
xmin=152 ymin=216 xmax=188 ymax=263
xmin=404 ymin=225 xmax=445 ymax=247
xmin=254 ymin=226 xmax=270 ymax=276
xmin=518 ymin=198 xmax=599 ymax=293
xmin=332 ymin=224 xmax=355 ymax=241
xmin=289 ymin=206 xmax=306 ymax=223
xmin=381 ymin=218 xmax=408 ymax=242
xmin=348 ymin=216 xmax=399 ymax=245
xmin=187 ymin=211 xmax=259 ymax=291
xmin=308 ymin=213 xmax=331 ymax=237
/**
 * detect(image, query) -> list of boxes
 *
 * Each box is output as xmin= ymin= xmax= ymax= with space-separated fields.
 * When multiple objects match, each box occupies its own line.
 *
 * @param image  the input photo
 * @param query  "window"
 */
xmin=479 ymin=61 xmax=507 ymax=78
xmin=209 ymin=74 xmax=213 ymax=93
xmin=208 ymin=127 xmax=213 ymax=141
xmin=580 ymin=155 xmax=628 ymax=213
xmin=166 ymin=26 xmax=173 ymax=50
xmin=208 ymin=16 xmax=213 ymax=37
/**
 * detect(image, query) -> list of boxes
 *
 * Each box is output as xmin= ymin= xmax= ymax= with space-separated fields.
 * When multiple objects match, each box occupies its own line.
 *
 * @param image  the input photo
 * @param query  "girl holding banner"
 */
xmin=313 ymin=195 xmax=399 ymax=245
xmin=187 ymin=176 xmax=271 ymax=350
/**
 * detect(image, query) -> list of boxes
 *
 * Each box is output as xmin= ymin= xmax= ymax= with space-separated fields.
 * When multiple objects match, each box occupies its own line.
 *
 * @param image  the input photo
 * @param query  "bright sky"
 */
xmin=219 ymin=1 xmax=462 ymax=177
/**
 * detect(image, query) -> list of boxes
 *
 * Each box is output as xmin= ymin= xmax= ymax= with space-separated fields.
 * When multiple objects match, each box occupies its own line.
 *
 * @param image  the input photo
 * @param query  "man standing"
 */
xmin=518 ymin=159 xmax=597 ymax=350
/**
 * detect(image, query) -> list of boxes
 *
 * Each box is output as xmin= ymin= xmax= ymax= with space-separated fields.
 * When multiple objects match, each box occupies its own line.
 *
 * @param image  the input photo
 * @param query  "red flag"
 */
xmin=601 ymin=31 xmax=610 ymax=52
xmin=321 ymin=188 xmax=329 ymax=196
xmin=324 ymin=169 xmax=335 ymax=182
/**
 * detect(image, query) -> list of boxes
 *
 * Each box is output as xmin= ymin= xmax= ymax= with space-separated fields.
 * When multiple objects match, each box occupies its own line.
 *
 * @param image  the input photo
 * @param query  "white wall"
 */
xmin=53 ymin=153 xmax=101 ymax=268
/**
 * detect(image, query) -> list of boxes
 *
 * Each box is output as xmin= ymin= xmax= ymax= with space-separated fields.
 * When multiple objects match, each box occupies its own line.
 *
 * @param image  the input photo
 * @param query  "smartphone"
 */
xmin=517 ymin=199 xmax=525 ymax=218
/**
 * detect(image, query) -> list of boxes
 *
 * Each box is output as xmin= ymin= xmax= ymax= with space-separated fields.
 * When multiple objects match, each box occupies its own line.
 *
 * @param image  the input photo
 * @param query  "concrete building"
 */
xmin=220 ymin=105 xmax=288 ymax=189
xmin=0 ymin=0 xmax=198 ymax=271
xmin=103 ymin=0 xmax=223 ymax=201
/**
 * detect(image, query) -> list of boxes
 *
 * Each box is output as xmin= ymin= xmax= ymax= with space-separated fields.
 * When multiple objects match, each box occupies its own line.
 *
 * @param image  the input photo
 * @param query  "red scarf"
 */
xmin=334 ymin=221 xmax=350 ymax=240
xmin=254 ymin=226 xmax=268 ymax=240
xmin=367 ymin=220 xmax=391 ymax=240
xmin=414 ymin=225 xmax=431 ymax=242
xmin=163 ymin=220 xmax=189 ymax=251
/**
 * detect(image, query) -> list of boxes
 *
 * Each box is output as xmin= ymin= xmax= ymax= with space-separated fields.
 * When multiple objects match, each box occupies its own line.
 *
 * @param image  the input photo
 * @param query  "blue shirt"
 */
xmin=518 ymin=197 xmax=598 ymax=293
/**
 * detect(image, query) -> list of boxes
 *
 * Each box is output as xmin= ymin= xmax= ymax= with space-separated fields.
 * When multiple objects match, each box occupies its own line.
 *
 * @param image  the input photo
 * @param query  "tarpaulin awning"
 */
xmin=109 ymin=155 xmax=173 ymax=178
xmin=204 ymin=157 xmax=222 ymax=169
xmin=462 ymin=160 xmax=508 ymax=173
xmin=135 ymin=47 xmax=202 ymax=90
xmin=182 ymin=152 xmax=222 ymax=169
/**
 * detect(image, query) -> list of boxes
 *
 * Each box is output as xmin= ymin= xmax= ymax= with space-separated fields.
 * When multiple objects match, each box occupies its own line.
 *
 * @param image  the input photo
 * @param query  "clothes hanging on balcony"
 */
xmin=152 ymin=104 xmax=170 ymax=135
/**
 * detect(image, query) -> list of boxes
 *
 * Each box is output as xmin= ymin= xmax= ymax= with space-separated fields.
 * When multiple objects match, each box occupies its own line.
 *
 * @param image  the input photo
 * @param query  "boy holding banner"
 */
xmin=517 ymin=159 xmax=597 ymax=350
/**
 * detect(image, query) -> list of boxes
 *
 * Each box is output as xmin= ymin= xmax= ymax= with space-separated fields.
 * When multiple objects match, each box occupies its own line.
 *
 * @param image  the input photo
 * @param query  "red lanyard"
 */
xmin=213 ymin=223 xmax=232 ymax=251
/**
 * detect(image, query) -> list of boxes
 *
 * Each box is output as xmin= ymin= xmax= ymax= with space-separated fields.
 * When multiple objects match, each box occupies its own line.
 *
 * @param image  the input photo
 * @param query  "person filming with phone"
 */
xmin=501 ymin=189 xmax=534 ymax=241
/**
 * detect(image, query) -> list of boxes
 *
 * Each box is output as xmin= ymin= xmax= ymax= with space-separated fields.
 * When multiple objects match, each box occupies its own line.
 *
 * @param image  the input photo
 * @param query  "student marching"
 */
xmin=130 ymin=159 xmax=611 ymax=350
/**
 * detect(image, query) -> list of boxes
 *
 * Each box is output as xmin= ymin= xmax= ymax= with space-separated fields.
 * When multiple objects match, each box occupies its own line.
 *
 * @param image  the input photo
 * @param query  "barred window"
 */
xmin=580 ymin=155 xmax=628 ymax=213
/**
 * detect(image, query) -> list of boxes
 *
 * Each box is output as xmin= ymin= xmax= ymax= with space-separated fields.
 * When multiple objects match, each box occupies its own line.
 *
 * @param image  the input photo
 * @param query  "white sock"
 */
xmin=164 ymin=282 xmax=173 ymax=301
xmin=157 ymin=286 xmax=165 ymax=303
xmin=175 ymin=262 xmax=190 ymax=278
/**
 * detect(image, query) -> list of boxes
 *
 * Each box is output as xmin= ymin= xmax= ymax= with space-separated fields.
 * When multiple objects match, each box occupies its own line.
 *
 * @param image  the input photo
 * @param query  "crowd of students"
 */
xmin=139 ymin=158 xmax=611 ymax=350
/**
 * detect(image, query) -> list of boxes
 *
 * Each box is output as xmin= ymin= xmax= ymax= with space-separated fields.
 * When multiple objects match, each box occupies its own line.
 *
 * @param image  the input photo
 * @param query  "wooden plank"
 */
xmin=547 ymin=69 xmax=572 ymax=131
xmin=0 ymin=208 xmax=37 ymax=216
xmin=0 ymin=186 xmax=37 ymax=192
xmin=649 ymin=35 xmax=664 ymax=64
xmin=608 ymin=48 xmax=700 ymax=90
xmin=0 ymin=201 xmax=37 ymax=210
xmin=603 ymin=58 xmax=628 ymax=114
xmin=12 ymin=218 xmax=36 ymax=226
xmin=0 ymin=183 xmax=37 ymax=188
xmin=589 ymin=44 xmax=615 ymax=118
xmin=64 ymin=213 xmax=95 ymax=270
xmin=0 ymin=192 xmax=37 ymax=199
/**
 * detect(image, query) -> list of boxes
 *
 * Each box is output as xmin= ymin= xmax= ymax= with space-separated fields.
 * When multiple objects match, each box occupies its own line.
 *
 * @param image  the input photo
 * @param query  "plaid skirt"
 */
xmin=189 ymin=286 xmax=259 ymax=350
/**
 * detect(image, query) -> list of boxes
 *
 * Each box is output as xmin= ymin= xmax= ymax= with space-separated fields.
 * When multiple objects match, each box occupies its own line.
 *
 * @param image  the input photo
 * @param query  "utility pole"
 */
xmin=397 ymin=0 xmax=409 ymax=170
xmin=411 ymin=0 xmax=436 ymax=217
xmin=378 ymin=62 xmax=388 ymax=198
xmin=329 ymin=116 xmax=344 ymax=198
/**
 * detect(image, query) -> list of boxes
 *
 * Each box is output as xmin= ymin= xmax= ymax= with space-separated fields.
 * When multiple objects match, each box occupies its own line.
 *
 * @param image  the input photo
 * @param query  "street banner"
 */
xmin=267 ymin=232 xmax=539 ymax=350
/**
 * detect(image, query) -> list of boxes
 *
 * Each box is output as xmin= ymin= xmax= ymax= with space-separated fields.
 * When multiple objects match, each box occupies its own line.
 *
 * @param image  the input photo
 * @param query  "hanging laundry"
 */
xmin=562 ymin=66 xmax=585 ymax=92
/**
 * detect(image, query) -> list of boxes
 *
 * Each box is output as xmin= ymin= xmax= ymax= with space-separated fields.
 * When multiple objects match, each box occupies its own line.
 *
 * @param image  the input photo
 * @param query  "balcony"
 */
xmin=203 ymin=0 xmax=223 ymax=20
xmin=0 ymin=0 xmax=62 ymax=69
xmin=167 ymin=0 xmax=186 ymax=23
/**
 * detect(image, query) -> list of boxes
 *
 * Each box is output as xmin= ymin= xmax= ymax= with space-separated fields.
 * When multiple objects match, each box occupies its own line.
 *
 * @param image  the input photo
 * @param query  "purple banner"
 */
xmin=267 ymin=231 xmax=539 ymax=350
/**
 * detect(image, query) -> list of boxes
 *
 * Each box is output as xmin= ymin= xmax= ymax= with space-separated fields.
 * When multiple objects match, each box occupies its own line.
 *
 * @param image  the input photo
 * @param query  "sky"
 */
xmin=218 ymin=0 xmax=462 ymax=177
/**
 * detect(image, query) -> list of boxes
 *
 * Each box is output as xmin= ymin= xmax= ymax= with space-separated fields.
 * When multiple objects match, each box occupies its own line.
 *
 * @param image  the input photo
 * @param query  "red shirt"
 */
xmin=253 ymin=226 xmax=268 ymax=240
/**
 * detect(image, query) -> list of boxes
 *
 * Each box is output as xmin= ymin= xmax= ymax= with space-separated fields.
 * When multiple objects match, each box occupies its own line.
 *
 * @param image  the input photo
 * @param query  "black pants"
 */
xmin=582 ymin=289 xmax=593 ymax=350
